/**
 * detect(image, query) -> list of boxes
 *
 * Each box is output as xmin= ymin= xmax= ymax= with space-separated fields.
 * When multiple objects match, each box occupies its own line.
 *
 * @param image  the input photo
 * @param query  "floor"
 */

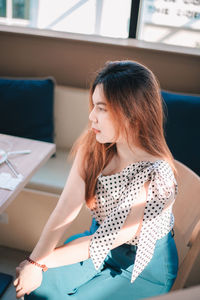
xmin=0 ymin=245 xmax=29 ymax=300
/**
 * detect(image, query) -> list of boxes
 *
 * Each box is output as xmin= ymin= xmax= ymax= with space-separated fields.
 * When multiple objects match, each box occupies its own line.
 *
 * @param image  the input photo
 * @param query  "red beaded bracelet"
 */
xmin=27 ymin=257 xmax=48 ymax=272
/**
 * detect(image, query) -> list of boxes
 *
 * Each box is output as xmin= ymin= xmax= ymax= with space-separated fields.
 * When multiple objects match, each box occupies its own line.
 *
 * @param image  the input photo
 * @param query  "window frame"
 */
xmin=129 ymin=0 xmax=140 ymax=38
xmin=0 ymin=0 xmax=30 ymax=26
xmin=0 ymin=0 xmax=199 ymax=56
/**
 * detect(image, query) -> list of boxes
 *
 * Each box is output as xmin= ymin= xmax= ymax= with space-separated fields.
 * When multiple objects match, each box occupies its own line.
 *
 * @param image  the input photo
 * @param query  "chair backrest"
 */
xmin=162 ymin=90 xmax=200 ymax=176
xmin=173 ymin=160 xmax=200 ymax=265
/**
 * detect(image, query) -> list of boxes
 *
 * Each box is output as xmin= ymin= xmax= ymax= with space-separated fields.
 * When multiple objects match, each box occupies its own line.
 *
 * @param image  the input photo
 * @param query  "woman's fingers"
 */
xmin=16 ymin=288 xmax=31 ymax=299
xmin=13 ymin=278 xmax=19 ymax=287
xmin=16 ymin=287 xmax=28 ymax=299
xmin=14 ymin=262 xmax=43 ymax=298
xmin=16 ymin=289 xmax=25 ymax=299
xmin=15 ymin=285 xmax=23 ymax=292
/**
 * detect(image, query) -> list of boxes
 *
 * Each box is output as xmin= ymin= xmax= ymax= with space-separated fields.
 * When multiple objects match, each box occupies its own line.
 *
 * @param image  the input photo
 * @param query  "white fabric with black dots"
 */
xmin=89 ymin=160 xmax=178 ymax=283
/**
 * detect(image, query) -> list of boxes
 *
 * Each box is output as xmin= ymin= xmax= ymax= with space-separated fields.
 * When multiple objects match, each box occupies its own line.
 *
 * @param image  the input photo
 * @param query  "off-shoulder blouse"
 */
xmin=89 ymin=160 xmax=178 ymax=283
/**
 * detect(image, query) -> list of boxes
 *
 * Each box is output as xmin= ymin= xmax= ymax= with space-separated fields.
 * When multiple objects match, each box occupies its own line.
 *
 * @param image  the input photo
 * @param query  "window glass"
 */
xmin=36 ymin=0 xmax=132 ymax=38
xmin=0 ymin=0 xmax=6 ymax=17
xmin=0 ymin=0 xmax=132 ymax=38
xmin=36 ymin=0 xmax=96 ymax=35
xmin=12 ymin=0 xmax=30 ymax=19
xmin=99 ymin=0 xmax=132 ymax=38
xmin=137 ymin=0 xmax=200 ymax=48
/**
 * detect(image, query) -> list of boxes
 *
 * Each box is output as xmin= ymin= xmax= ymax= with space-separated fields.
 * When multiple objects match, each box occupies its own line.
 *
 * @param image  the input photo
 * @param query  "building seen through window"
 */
xmin=0 ymin=0 xmax=199 ymax=49
xmin=0 ymin=0 xmax=6 ymax=17
xmin=0 ymin=0 xmax=30 ymax=25
xmin=12 ymin=0 xmax=30 ymax=19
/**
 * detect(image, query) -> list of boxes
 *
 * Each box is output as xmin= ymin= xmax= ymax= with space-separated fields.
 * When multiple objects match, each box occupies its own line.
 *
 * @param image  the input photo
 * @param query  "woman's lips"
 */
xmin=92 ymin=128 xmax=101 ymax=134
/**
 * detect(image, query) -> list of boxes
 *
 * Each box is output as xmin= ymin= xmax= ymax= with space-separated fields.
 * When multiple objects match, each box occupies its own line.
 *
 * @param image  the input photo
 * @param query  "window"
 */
xmin=0 ymin=0 xmax=199 ymax=49
xmin=12 ymin=0 xmax=30 ymax=20
xmin=137 ymin=0 xmax=200 ymax=48
xmin=0 ymin=0 xmax=30 ymax=25
xmin=0 ymin=0 xmax=6 ymax=18
xmin=0 ymin=0 xmax=132 ymax=38
xmin=35 ymin=0 xmax=132 ymax=38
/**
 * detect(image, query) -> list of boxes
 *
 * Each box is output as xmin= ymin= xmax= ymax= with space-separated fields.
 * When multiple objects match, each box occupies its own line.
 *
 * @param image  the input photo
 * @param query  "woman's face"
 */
xmin=89 ymin=84 xmax=118 ymax=144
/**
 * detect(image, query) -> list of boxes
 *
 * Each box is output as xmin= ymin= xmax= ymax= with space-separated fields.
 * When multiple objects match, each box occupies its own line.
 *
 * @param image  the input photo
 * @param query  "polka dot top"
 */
xmin=89 ymin=160 xmax=178 ymax=283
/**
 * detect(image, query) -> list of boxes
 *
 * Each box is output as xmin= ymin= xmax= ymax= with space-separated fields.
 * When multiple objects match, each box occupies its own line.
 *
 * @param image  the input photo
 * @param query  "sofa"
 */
xmin=0 ymin=77 xmax=199 ymax=253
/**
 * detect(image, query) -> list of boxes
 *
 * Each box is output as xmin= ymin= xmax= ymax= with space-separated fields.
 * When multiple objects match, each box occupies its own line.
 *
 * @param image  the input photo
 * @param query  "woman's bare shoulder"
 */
xmin=101 ymin=154 xmax=162 ymax=176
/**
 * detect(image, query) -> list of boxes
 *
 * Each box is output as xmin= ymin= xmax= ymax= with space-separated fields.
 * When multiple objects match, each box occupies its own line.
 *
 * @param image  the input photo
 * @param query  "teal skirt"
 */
xmin=25 ymin=218 xmax=178 ymax=300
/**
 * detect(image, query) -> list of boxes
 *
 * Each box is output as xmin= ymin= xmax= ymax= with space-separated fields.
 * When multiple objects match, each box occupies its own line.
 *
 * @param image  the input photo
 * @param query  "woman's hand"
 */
xmin=13 ymin=260 xmax=43 ymax=298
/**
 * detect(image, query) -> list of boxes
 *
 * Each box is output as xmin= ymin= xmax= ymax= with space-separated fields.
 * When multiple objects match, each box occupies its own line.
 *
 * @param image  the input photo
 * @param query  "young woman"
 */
xmin=14 ymin=60 xmax=178 ymax=300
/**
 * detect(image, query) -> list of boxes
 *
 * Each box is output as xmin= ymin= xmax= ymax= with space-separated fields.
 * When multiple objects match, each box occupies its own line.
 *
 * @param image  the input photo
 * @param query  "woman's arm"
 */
xmin=33 ymin=181 xmax=150 ymax=269
xmin=14 ymin=149 xmax=86 ymax=298
xmin=29 ymin=150 xmax=86 ymax=263
xmin=30 ymin=152 xmax=85 ymax=262
xmin=14 ymin=179 xmax=149 ymax=299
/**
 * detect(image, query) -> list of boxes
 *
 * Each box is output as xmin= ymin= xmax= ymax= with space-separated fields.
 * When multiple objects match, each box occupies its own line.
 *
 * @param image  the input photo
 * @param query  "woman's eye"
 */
xmin=97 ymin=107 xmax=106 ymax=112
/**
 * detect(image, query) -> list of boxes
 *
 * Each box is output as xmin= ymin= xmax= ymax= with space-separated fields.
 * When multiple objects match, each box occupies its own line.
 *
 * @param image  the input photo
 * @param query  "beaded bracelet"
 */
xmin=27 ymin=257 xmax=48 ymax=272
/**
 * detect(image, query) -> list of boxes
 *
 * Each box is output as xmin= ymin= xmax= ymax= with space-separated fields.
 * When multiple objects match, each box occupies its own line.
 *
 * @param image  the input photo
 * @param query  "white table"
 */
xmin=0 ymin=134 xmax=56 ymax=214
xmin=0 ymin=133 xmax=56 ymax=295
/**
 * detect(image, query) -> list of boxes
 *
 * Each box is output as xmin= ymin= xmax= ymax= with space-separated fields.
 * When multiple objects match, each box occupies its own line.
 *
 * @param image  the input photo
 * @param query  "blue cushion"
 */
xmin=0 ymin=272 xmax=13 ymax=296
xmin=162 ymin=90 xmax=200 ymax=175
xmin=0 ymin=78 xmax=54 ymax=143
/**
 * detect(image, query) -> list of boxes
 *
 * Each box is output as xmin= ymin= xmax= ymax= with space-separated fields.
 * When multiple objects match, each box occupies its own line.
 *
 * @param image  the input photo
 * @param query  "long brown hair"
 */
xmin=71 ymin=60 xmax=176 ymax=209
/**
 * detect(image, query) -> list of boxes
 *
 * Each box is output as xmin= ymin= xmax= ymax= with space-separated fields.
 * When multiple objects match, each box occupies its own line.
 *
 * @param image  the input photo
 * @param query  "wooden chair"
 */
xmin=171 ymin=160 xmax=200 ymax=290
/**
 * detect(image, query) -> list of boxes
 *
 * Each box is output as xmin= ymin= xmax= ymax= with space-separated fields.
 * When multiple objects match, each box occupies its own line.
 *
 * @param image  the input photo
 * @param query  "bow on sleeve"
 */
xmin=130 ymin=161 xmax=177 ymax=283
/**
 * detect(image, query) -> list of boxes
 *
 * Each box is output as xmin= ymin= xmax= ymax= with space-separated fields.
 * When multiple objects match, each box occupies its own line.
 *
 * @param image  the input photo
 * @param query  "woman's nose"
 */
xmin=89 ymin=108 xmax=97 ymax=123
